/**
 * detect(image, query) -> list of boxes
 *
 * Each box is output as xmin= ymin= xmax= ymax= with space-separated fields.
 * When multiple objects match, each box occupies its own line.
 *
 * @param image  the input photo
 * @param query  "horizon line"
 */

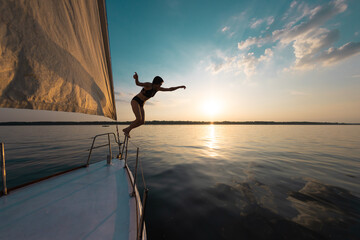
xmin=0 ymin=120 xmax=359 ymax=125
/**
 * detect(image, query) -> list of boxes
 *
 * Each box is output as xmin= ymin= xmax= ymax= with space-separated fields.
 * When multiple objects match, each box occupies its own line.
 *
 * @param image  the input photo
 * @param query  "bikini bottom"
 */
xmin=132 ymin=96 xmax=144 ymax=107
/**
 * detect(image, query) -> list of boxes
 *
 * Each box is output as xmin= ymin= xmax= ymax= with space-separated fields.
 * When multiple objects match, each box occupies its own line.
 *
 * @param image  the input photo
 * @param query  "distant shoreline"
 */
xmin=0 ymin=121 xmax=359 ymax=126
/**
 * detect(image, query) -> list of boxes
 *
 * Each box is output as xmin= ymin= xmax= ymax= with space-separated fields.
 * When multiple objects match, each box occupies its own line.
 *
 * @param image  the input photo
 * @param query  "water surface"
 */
xmin=1 ymin=125 xmax=359 ymax=239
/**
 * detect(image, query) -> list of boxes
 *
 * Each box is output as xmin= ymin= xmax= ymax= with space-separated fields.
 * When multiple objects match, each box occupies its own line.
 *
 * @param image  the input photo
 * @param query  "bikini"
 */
xmin=132 ymin=86 xmax=158 ymax=107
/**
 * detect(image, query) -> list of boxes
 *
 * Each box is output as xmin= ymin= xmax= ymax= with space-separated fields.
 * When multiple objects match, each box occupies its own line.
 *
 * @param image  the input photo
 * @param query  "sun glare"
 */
xmin=202 ymin=99 xmax=221 ymax=118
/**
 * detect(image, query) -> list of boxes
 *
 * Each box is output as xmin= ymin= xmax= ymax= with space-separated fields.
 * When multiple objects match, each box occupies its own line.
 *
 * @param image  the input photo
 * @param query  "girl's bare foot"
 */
xmin=122 ymin=128 xmax=130 ymax=138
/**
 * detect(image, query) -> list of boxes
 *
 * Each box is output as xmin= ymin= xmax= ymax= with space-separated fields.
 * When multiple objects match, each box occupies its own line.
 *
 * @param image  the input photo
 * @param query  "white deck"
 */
xmin=0 ymin=159 xmax=137 ymax=240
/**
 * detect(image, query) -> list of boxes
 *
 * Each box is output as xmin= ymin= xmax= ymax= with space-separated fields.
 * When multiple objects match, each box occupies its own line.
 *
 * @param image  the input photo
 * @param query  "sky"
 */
xmin=1 ymin=0 xmax=360 ymax=122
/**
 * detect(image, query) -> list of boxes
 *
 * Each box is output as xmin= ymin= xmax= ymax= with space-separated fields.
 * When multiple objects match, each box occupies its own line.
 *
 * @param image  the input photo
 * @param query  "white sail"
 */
xmin=0 ymin=0 xmax=117 ymax=120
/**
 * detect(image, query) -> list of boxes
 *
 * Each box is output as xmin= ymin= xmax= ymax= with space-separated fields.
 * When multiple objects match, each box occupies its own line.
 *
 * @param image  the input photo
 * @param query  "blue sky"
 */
xmin=1 ymin=0 xmax=360 ymax=122
xmin=108 ymin=0 xmax=360 ymax=122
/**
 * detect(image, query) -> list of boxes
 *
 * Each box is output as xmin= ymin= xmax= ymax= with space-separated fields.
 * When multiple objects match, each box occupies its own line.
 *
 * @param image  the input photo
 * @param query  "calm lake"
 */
xmin=1 ymin=125 xmax=359 ymax=239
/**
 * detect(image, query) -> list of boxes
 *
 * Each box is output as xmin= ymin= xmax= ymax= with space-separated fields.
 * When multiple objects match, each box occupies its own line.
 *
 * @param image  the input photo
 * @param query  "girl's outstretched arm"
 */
xmin=159 ymin=85 xmax=186 ymax=92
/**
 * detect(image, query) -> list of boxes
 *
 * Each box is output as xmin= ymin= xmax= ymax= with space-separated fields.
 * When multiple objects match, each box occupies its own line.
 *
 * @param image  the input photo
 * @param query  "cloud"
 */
xmin=114 ymin=91 xmax=122 ymax=97
xmin=290 ymin=1 xmax=297 ymax=9
xmin=267 ymin=16 xmax=274 ymax=26
xmin=259 ymin=48 xmax=273 ymax=61
xmin=238 ymin=37 xmax=262 ymax=50
xmin=238 ymin=50 xmax=272 ymax=76
xmin=236 ymin=0 xmax=360 ymax=70
xmin=293 ymin=28 xmax=340 ymax=68
xmin=207 ymin=48 xmax=273 ymax=77
xmin=314 ymin=42 xmax=360 ymax=66
xmin=221 ymin=26 xmax=229 ymax=32
xmin=250 ymin=16 xmax=274 ymax=29
xmin=206 ymin=51 xmax=235 ymax=74
xmin=114 ymin=90 xmax=134 ymax=103
xmin=282 ymin=1 xmax=312 ymax=23
xmin=250 ymin=19 xmax=264 ymax=29
xmin=272 ymin=0 xmax=347 ymax=44
xmin=237 ymin=53 xmax=258 ymax=76
xmin=209 ymin=0 xmax=358 ymax=78
xmin=290 ymin=29 xmax=360 ymax=69
xmin=239 ymin=0 xmax=347 ymax=47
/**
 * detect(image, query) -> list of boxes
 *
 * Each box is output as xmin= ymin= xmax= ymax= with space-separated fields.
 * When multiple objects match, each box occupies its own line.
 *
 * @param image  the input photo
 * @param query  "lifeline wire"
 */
xmin=3 ymin=137 xmax=92 ymax=145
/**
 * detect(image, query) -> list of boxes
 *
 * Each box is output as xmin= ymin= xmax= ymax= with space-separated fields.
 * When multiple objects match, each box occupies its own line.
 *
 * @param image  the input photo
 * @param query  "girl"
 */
xmin=123 ymin=72 xmax=186 ymax=137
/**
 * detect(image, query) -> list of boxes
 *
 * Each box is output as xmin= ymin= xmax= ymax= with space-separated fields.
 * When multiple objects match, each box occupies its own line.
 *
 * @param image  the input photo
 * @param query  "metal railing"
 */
xmin=86 ymin=132 xmax=120 ymax=166
xmin=1 ymin=132 xmax=149 ymax=240
xmin=121 ymin=136 xmax=149 ymax=240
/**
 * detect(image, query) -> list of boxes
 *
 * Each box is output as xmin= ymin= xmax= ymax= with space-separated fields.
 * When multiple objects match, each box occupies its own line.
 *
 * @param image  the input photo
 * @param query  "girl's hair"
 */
xmin=153 ymin=76 xmax=164 ymax=85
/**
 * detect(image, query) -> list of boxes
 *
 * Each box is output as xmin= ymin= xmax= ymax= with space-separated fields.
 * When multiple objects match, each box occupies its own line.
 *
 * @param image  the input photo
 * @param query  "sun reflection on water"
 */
xmin=204 ymin=124 xmax=218 ymax=157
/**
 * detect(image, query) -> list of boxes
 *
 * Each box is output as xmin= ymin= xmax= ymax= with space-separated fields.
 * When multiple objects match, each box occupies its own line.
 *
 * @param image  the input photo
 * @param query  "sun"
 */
xmin=202 ymin=99 xmax=221 ymax=118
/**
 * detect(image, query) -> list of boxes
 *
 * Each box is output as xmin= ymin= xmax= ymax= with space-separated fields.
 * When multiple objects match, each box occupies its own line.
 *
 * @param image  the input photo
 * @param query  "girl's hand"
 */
xmin=133 ymin=72 xmax=138 ymax=80
xmin=181 ymin=85 xmax=186 ymax=89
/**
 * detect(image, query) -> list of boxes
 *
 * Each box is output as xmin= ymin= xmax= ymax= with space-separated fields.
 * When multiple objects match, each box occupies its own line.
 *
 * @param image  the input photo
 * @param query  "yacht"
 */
xmin=0 ymin=1 xmax=147 ymax=239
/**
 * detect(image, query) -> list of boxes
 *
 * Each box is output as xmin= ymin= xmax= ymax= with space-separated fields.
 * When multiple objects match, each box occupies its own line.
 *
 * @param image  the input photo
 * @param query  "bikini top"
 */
xmin=141 ymin=86 xmax=158 ymax=98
